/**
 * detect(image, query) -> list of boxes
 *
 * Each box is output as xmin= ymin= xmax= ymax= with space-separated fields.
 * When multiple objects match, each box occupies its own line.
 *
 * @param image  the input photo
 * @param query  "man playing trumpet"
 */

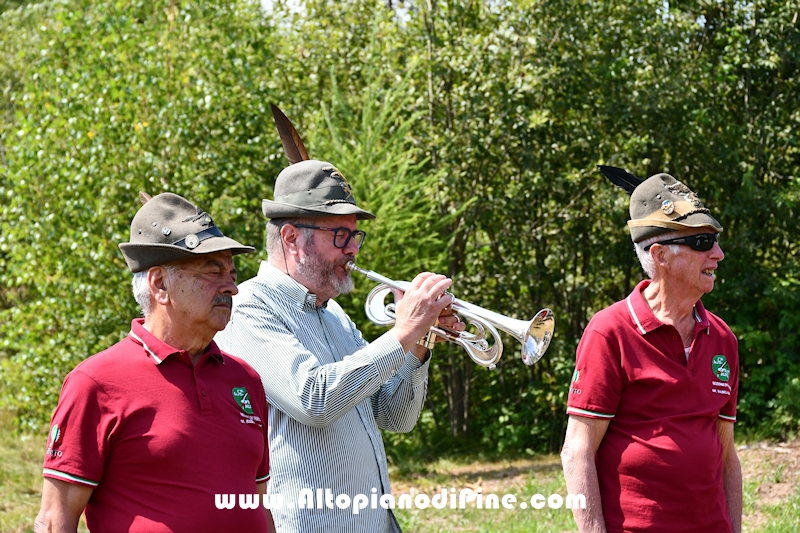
xmin=215 ymin=158 xmax=464 ymax=532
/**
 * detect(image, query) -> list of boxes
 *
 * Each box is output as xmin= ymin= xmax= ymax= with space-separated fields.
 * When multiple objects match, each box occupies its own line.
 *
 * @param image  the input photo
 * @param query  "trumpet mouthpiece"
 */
xmin=345 ymin=261 xmax=363 ymax=274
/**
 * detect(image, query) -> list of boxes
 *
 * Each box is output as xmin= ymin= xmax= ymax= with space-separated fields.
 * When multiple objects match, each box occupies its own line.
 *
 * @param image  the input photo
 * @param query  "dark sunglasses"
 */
xmin=644 ymin=232 xmax=720 ymax=252
xmin=293 ymin=224 xmax=367 ymax=249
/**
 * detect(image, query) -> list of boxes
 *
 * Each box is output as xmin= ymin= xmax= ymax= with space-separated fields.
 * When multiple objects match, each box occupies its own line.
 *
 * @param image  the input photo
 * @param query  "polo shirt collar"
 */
xmin=257 ymin=261 xmax=325 ymax=311
xmin=693 ymin=298 xmax=711 ymax=334
xmin=625 ymin=279 xmax=710 ymax=335
xmin=128 ymin=318 xmax=225 ymax=365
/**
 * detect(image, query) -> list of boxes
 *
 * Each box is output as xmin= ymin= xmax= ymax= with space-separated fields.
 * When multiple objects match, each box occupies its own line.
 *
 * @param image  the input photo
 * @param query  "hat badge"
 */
xmin=666 ymin=181 xmax=704 ymax=208
xmin=684 ymin=192 xmax=702 ymax=207
xmin=185 ymin=234 xmax=200 ymax=249
xmin=329 ymin=170 xmax=354 ymax=200
xmin=661 ymin=199 xmax=675 ymax=215
xmin=339 ymin=180 xmax=353 ymax=199
xmin=182 ymin=209 xmax=214 ymax=227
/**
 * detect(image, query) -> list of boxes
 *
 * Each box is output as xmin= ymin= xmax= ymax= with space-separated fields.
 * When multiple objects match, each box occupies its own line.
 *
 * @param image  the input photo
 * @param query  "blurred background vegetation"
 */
xmin=1 ymin=0 xmax=798 ymax=460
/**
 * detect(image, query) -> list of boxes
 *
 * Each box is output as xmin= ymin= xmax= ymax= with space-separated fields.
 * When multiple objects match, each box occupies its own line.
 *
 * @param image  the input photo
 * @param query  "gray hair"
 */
xmin=131 ymin=270 xmax=152 ymax=317
xmin=266 ymin=218 xmax=315 ymax=260
xmin=633 ymin=231 xmax=683 ymax=278
xmin=131 ymin=265 xmax=181 ymax=317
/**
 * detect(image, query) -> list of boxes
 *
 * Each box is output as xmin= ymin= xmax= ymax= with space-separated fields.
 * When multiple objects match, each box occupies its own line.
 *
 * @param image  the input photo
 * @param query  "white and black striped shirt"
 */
xmin=216 ymin=262 xmax=429 ymax=532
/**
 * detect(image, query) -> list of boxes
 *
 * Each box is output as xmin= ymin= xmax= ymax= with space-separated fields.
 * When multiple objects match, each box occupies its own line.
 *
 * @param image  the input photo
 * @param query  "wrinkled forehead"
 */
xmin=310 ymin=214 xmax=358 ymax=229
xmin=165 ymin=250 xmax=235 ymax=270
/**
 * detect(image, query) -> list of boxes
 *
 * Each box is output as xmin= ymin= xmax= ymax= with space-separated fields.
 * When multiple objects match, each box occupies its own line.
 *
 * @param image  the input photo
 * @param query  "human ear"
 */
xmin=651 ymin=244 xmax=674 ymax=270
xmin=280 ymin=224 xmax=303 ymax=257
xmin=148 ymin=266 xmax=170 ymax=306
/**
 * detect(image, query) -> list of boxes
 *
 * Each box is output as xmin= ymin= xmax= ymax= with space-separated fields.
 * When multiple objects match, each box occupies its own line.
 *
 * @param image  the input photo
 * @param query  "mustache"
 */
xmin=212 ymin=294 xmax=233 ymax=307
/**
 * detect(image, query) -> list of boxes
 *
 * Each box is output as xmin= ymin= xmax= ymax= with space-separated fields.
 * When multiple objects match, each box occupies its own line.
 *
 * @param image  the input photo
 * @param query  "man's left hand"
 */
xmin=432 ymin=299 xmax=466 ymax=343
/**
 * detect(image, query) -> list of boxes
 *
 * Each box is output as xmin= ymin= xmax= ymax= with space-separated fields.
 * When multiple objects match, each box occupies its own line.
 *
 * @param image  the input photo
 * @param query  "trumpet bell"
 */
xmin=520 ymin=308 xmax=555 ymax=366
xmin=453 ymin=299 xmax=554 ymax=367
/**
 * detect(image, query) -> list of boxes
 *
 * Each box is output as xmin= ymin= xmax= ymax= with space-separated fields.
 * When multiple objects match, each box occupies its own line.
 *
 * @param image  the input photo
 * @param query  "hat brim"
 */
xmin=119 ymin=236 xmax=255 ymax=273
xmin=261 ymin=199 xmax=376 ymax=220
xmin=628 ymin=212 xmax=723 ymax=243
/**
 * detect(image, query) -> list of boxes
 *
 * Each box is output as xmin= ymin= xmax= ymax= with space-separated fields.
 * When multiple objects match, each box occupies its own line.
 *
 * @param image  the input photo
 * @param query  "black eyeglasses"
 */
xmin=293 ymin=224 xmax=367 ymax=249
xmin=644 ymin=233 xmax=720 ymax=252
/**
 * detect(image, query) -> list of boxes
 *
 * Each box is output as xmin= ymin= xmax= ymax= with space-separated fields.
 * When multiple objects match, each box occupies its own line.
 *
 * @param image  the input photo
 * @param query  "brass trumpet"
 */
xmin=345 ymin=262 xmax=555 ymax=370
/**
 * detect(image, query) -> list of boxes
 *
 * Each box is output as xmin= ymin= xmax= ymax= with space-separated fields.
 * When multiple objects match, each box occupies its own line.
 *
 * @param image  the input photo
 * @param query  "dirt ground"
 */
xmin=392 ymin=455 xmax=562 ymax=496
xmin=738 ymin=439 xmax=800 ymax=530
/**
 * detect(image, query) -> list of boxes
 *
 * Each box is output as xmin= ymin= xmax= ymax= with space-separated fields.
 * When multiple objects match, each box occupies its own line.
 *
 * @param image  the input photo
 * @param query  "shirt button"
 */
xmin=201 ymin=390 xmax=207 ymax=396
xmin=672 ymin=336 xmax=678 ymax=341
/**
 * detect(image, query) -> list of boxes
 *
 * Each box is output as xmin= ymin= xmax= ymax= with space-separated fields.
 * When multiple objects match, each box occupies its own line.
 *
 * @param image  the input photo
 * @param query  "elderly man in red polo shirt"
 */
xmin=561 ymin=171 xmax=742 ymax=533
xmin=35 ymin=193 xmax=275 ymax=533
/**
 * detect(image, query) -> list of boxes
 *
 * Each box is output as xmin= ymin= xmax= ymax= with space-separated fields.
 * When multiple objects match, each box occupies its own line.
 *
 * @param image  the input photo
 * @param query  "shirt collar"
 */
xmin=693 ymin=299 xmax=711 ymax=334
xmin=128 ymin=318 xmax=225 ymax=365
xmin=257 ymin=261 xmax=325 ymax=311
xmin=626 ymin=279 xmax=710 ymax=336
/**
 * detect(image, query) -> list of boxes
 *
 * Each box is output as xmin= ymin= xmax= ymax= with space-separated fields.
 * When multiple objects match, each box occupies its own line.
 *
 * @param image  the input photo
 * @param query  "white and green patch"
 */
xmin=232 ymin=387 xmax=253 ymax=414
xmin=49 ymin=424 xmax=61 ymax=446
xmin=712 ymin=355 xmax=730 ymax=382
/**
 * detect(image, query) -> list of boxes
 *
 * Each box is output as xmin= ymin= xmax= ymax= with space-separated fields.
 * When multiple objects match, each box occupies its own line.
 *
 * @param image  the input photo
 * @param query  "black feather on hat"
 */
xmin=598 ymin=165 xmax=644 ymax=195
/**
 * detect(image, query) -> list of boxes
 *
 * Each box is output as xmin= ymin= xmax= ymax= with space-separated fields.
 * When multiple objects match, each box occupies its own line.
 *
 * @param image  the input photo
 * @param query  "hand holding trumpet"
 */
xmin=389 ymin=272 xmax=466 ymax=361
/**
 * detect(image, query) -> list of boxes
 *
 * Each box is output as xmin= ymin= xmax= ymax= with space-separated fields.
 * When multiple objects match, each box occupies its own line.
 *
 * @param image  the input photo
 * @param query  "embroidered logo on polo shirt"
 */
xmin=712 ymin=355 xmax=730 ymax=382
xmin=711 ymin=355 xmax=733 ymax=396
xmin=50 ymin=424 xmax=62 ymax=446
xmin=570 ymin=369 xmax=582 ymax=395
xmin=46 ymin=423 xmax=64 ymax=458
xmin=232 ymin=387 xmax=253 ymax=414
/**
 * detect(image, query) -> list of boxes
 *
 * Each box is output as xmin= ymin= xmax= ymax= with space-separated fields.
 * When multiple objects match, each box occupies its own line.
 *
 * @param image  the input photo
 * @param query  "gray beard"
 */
xmin=296 ymin=240 xmax=355 ymax=298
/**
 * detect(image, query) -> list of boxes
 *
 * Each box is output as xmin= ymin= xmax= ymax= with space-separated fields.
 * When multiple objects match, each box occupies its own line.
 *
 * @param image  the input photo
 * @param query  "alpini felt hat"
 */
xmin=598 ymin=165 xmax=723 ymax=243
xmin=627 ymin=173 xmax=723 ymax=243
xmin=264 ymin=104 xmax=375 ymax=221
xmin=119 ymin=192 xmax=254 ymax=272
xmin=261 ymin=159 xmax=376 ymax=220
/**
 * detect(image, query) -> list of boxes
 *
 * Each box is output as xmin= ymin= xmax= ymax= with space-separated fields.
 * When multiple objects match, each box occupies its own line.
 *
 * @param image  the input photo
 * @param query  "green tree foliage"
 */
xmin=0 ymin=0 xmax=282 ymax=429
xmin=0 ymin=0 xmax=450 ymax=432
xmin=0 ymin=0 xmax=31 ymax=14
xmin=1 ymin=0 xmax=799 ymax=451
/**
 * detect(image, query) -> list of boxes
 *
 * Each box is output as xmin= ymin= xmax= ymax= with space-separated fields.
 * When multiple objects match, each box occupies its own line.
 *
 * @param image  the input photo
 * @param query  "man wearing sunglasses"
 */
xmin=562 ymin=172 xmax=741 ymax=533
xmin=215 ymin=159 xmax=463 ymax=532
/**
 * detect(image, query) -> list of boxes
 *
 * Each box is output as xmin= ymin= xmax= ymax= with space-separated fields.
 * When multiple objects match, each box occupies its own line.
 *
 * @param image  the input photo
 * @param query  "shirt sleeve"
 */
xmin=251 ymin=376 xmax=271 ymax=483
xmin=371 ymin=352 xmax=430 ymax=433
xmin=719 ymin=332 xmax=739 ymax=422
xmin=565 ymin=328 xmax=623 ymax=420
xmin=218 ymin=297 xmax=415 ymax=428
xmin=43 ymin=370 xmax=114 ymax=487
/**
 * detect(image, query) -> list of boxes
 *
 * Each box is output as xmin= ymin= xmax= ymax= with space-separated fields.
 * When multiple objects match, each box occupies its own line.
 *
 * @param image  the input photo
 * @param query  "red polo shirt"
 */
xmin=567 ymin=280 xmax=738 ymax=533
xmin=43 ymin=319 xmax=269 ymax=532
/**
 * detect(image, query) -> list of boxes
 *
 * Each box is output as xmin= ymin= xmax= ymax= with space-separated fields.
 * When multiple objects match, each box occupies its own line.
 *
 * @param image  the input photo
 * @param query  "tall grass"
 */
xmin=0 ymin=411 xmax=44 ymax=533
